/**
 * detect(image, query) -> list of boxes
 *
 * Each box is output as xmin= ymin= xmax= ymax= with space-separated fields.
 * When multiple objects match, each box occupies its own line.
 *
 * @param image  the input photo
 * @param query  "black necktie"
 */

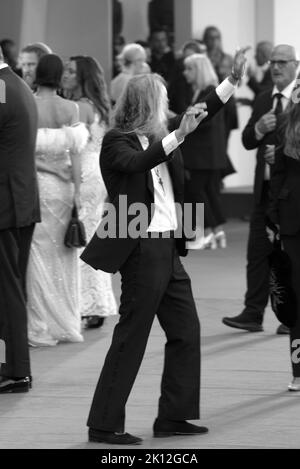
xmin=273 ymin=93 xmax=283 ymax=116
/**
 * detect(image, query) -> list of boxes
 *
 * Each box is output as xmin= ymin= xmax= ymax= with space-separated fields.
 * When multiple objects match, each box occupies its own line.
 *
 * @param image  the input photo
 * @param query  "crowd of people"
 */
xmin=1 ymin=25 xmax=300 ymax=445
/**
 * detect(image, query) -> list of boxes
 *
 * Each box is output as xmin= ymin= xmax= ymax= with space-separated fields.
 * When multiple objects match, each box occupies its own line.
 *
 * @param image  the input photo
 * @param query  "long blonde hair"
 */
xmin=184 ymin=53 xmax=219 ymax=92
xmin=113 ymin=73 xmax=169 ymax=141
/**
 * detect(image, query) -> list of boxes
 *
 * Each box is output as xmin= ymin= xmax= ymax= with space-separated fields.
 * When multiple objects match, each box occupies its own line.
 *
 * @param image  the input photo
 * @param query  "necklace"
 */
xmin=154 ymin=166 xmax=165 ymax=195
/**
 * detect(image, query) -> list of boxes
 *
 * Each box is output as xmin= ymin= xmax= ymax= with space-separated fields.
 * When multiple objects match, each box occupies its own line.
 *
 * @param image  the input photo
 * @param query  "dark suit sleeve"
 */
xmin=101 ymin=130 xmax=172 ymax=173
xmin=204 ymin=89 xmax=225 ymax=121
xmin=242 ymin=95 xmax=267 ymax=150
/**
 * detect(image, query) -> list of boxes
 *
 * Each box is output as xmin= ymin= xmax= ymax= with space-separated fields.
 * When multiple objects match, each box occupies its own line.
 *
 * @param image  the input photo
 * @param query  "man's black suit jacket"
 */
xmin=81 ymin=90 xmax=224 ymax=274
xmin=0 ymin=66 xmax=40 ymax=230
xmin=242 ymin=88 xmax=275 ymax=204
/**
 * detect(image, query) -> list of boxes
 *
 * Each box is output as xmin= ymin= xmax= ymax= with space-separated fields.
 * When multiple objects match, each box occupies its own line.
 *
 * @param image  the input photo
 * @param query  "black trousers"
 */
xmin=186 ymin=169 xmax=225 ymax=230
xmin=281 ymin=234 xmax=300 ymax=377
xmin=0 ymin=224 xmax=34 ymax=377
xmin=87 ymin=237 xmax=201 ymax=432
xmin=243 ymin=183 xmax=273 ymax=321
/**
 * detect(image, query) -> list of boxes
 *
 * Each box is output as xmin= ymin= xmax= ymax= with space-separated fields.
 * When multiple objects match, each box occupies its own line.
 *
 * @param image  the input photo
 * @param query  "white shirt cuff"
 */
xmin=162 ymin=131 xmax=184 ymax=156
xmin=254 ymin=123 xmax=264 ymax=141
xmin=215 ymin=77 xmax=236 ymax=104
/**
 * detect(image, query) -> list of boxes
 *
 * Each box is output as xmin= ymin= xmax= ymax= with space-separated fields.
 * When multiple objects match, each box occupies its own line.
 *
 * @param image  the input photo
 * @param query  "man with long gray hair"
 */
xmin=81 ymin=48 xmax=247 ymax=445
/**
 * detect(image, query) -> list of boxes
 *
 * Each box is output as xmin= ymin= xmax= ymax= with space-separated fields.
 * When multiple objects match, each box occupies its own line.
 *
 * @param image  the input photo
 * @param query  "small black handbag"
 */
xmin=64 ymin=206 xmax=87 ymax=248
xmin=268 ymin=235 xmax=297 ymax=328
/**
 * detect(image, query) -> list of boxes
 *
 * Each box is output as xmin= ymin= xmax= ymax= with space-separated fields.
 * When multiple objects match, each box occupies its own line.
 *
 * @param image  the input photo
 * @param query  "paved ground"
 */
xmin=1 ymin=221 xmax=299 ymax=449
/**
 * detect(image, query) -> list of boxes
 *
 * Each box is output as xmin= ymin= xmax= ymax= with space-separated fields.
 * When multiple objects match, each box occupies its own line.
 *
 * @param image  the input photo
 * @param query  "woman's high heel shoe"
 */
xmin=215 ymin=231 xmax=227 ymax=249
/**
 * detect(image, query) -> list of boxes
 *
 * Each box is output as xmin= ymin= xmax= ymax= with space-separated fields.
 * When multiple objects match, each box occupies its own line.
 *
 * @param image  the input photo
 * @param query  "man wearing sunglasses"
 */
xmin=223 ymin=45 xmax=299 ymax=334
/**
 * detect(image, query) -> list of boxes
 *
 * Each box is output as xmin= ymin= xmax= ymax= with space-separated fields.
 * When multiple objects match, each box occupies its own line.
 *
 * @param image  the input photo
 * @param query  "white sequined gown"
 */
xmin=79 ymin=117 xmax=117 ymax=318
xmin=27 ymin=124 xmax=89 ymax=346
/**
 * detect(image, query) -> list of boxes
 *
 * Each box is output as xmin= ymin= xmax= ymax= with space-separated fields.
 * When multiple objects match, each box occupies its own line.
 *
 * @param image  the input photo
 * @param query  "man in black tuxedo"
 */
xmin=81 ymin=50 xmax=247 ymax=445
xmin=0 ymin=47 xmax=39 ymax=393
xmin=223 ymin=45 xmax=299 ymax=334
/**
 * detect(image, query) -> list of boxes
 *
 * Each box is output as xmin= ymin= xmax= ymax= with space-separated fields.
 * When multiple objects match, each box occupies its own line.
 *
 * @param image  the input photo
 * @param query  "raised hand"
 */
xmin=230 ymin=46 xmax=251 ymax=83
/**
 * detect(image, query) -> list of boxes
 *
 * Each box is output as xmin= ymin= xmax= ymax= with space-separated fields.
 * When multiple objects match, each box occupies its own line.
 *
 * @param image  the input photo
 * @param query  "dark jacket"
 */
xmin=168 ymin=59 xmax=193 ymax=114
xmin=0 ymin=66 xmax=40 ymax=230
xmin=149 ymin=50 xmax=176 ymax=85
xmin=181 ymin=86 xmax=227 ymax=170
xmin=269 ymin=118 xmax=300 ymax=235
xmin=242 ymin=89 xmax=275 ymax=204
xmin=81 ymin=89 xmax=224 ymax=274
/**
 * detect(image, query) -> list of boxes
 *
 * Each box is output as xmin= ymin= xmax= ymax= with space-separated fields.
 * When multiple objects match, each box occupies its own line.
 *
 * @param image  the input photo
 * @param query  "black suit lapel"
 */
xmin=130 ymin=134 xmax=184 ymax=199
xmin=264 ymin=91 xmax=273 ymax=111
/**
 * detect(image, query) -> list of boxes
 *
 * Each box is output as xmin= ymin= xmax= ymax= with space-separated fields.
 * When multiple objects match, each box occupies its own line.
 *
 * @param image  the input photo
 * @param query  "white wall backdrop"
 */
xmin=274 ymin=0 xmax=300 ymax=54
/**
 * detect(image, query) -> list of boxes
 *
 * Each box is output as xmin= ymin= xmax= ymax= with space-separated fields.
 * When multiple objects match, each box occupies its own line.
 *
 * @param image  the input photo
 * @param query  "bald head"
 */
xmin=270 ymin=44 xmax=299 ymax=91
xmin=256 ymin=41 xmax=273 ymax=65
xmin=272 ymin=44 xmax=299 ymax=60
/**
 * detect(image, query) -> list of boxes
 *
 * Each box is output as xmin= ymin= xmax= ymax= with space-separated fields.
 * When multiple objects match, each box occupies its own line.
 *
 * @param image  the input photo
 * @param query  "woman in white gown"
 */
xmin=62 ymin=56 xmax=117 ymax=328
xmin=27 ymin=54 xmax=89 ymax=346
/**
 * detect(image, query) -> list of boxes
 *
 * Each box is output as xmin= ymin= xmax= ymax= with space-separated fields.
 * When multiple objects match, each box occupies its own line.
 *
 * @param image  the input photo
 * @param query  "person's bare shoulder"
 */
xmin=77 ymin=99 xmax=95 ymax=125
xmin=59 ymin=98 xmax=80 ymax=125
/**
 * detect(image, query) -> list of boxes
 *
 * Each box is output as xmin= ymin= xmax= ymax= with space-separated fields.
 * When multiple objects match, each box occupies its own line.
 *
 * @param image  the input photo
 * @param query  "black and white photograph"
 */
xmin=1 ymin=0 xmax=300 ymax=455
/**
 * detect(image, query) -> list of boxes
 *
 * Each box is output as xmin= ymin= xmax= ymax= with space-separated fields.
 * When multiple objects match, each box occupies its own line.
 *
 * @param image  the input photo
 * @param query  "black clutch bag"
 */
xmin=268 ymin=235 xmax=297 ymax=328
xmin=64 ymin=206 xmax=87 ymax=248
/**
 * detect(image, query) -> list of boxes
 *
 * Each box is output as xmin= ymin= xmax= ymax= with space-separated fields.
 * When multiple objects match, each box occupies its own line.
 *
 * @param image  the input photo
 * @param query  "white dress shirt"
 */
xmin=215 ymin=77 xmax=237 ymax=104
xmin=0 ymin=63 xmax=8 ymax=70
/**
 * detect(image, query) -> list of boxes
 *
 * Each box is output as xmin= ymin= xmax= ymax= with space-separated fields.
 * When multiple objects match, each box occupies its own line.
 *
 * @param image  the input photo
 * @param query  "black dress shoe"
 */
xmin=88 ymin=428 xmax=142 ymax=445
xmin=0 ymin=376 xmax=30 ymax=394
xmin=84 ymin=316 xmax=105 ymax=329
xmin=153 ymin=419 xmax=209 ymax=438
xmin=222 ymin=314 xmax=263 ymax=332
xmin=276 ymin=324 xmax=290 ymax=335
